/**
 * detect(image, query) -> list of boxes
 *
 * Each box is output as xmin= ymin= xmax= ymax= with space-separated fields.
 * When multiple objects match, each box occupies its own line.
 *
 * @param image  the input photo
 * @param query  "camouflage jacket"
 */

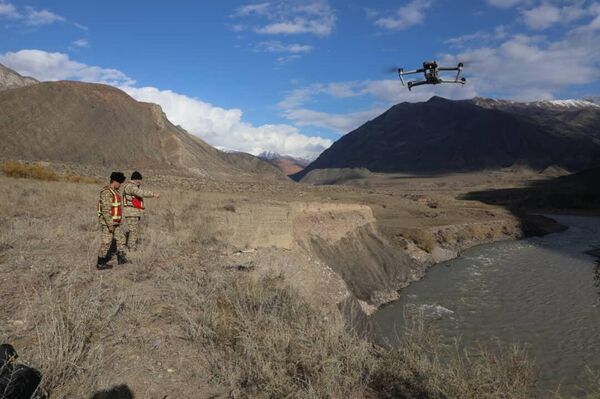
xmin=98 ymin=186 xmax=122 ymax=226
xmin=122 ymin=181 xmax=155 ymax=217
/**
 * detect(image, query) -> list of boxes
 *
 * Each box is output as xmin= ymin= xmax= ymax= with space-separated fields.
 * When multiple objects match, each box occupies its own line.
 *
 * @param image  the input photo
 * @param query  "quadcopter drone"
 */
xmin=397 ymin=61 xmax=466 ymax=91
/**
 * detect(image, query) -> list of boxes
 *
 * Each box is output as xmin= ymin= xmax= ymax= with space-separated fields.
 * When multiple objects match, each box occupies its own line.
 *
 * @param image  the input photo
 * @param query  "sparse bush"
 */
xmin=27 ymin=286 xmax=105 ymax=397
xmin=172 ymin=270 xmax=375 ymax=398
xmin=2 ymin=160 xmax=59 ymax=181
xmin=370 ymin=316 xmax=534 ymax=399
xmin=401 ymin=228 xmax=438 ymax=253
xmin=1 ymin=160 xmax=100 ymax=184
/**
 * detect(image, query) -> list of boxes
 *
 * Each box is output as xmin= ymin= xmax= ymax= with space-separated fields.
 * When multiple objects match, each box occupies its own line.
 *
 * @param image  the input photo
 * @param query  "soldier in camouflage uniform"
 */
xmin=122 ymin=171 xmax=160 ymax=250
xmin=96 ymin=172 xmax=130 ymax=270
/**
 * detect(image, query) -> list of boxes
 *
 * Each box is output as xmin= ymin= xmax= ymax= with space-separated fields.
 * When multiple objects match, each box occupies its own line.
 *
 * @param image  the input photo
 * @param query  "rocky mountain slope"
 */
xmin=0 ymin=64 xmax=38 ymax=91
xmin=258 ymin=151 xmax=311 ymax=175
xmin=293 ymin=96 xmax=600 ymax=180
xmin=0 ymin=78 xmax=286 ymax=180
xmin=470 ymin=97 xmax=600 ymax=140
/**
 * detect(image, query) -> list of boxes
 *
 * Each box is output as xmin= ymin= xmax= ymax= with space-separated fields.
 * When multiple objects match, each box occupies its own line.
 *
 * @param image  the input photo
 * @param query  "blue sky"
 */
xmin=1 ymin=0 xmax=600 ymax=158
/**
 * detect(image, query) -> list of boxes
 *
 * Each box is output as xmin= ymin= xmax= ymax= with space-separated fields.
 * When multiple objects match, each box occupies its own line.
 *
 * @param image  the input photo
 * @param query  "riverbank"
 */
xmin=371 ymin=214 xmax=600 ymax=397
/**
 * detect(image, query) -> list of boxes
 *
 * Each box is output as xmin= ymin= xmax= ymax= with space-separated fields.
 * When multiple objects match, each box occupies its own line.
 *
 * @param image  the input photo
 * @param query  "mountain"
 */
xmin=257 ymin=151 xmax=311 ymax=175
xmin=0 ymin=79 xmax=286 ymax=180
xmin=0 ymin=64 xmax=38 ymax=91
xmin=293 ymin=96 xmax=600 ymax=180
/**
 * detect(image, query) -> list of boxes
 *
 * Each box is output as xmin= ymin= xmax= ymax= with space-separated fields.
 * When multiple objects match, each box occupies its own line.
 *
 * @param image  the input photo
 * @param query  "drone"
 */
xmin=397 ymin=60 xmax=466 ymax=91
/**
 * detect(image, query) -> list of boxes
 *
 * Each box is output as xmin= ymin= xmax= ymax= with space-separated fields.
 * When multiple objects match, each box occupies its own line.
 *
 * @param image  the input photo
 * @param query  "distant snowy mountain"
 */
xmin=257 ymin=151 xmax=312 ymax=176
xmin=471 ymin=97 xmax=600 ymax=109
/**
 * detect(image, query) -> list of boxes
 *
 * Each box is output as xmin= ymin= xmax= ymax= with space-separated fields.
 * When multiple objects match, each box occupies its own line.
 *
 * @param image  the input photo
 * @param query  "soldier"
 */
xmin=96 ymin=172 xmax=129 ymax=270
xmin=122 ymin=171 xmax=159 ymax=250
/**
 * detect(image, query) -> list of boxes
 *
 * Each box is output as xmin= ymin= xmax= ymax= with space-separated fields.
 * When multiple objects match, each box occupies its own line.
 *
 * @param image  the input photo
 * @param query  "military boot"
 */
xmin=117 ymin=251 xmax=131 ymax=265
xmin=96 ymin=256 xmax=112 ymax=270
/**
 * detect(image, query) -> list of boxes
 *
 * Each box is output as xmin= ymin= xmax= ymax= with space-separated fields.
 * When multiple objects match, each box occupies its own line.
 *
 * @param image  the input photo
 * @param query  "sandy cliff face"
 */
xmin=196 ymin=199 xmax=549 ymax=316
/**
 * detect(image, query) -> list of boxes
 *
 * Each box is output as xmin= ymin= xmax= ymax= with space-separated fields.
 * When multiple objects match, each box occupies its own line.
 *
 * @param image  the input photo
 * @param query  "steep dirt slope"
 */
xmin=0 ymin=80 xmax=286 ymax=180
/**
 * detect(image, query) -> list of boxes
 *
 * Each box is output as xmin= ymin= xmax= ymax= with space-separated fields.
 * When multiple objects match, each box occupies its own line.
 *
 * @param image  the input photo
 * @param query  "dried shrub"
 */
xmin=2 ymin=160 xmax=59 ymax=181
xmin=1 ymin=161 xmax=100 ymax=184
xmin=370 ymin=316 xmax=534 ymax=399
xmin=172 ymin=270 xmax=375 ymax=398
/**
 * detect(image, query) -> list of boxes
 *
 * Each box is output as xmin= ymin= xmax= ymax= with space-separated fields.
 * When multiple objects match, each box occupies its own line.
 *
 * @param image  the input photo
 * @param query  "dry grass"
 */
xmin=0 ymin=175 xmax=588 ymax=398
xmin=400 ymin=228 xmax=438 ymax=253
xmin=27 ymin=285 xmax=106 ymax=396
xmin=2 ymin=160 xmax=100 ymax=184
xmin=371 ymin=316 xmax=533 ymax=399
xmin=170 ymin=269 xmax=375 ymax=398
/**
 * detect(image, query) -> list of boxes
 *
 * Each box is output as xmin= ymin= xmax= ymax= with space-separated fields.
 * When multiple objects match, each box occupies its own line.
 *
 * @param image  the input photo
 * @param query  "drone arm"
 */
xmin=439 ymin=78 xmax=466 ymax=85
xmin=399 ymin=68 xmax=423 ymax=75
xmin=398 ymin=69 xmax=405 ymax=86
xmin=407 ymin=80 xmax=429 ymax=90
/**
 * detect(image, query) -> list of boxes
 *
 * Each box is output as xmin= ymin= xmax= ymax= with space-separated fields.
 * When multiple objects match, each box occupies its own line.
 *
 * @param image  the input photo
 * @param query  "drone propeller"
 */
xmin=383 ymin=66 xmax=400 ymax=74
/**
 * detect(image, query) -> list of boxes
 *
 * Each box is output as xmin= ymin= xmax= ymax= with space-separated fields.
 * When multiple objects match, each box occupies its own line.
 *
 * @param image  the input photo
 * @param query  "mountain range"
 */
xmin=293 ymin=96 xmax=600 ymax=180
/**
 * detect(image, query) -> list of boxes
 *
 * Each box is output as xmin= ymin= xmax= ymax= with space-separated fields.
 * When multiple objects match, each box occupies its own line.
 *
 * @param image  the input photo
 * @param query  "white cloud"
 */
xmin=283 ymin=107 xmax=385 ymax=132
xmin=0 ymin=49 xmax=331 ymax=158
xmin=278 ymin=79 xmax=477 ymax=133
xmin=374 ymin=0 xmax=432 ymax=31
xmin=122 ymin=86 xmax=332 ymax=158
xmin=0 ymin=49 xmax=135 ymax=86
xmin=521 ymin=2 xmax=588 ymax=30
xmin=232 ymin=1 xmax=337 ymax=37
xmin=0 ymin=1 xmax=19 ymax=18
xmin=440 ymin=30 xmax=600 ymax=100
xmin=256 ymin=17 xmax=335 ymax=35
xmin=487 ymin=0 xmax=527 ymax=8
xmin=71 ymin=38 xmax=89 ymax=48
xmin=446 ymin=25 xmax=508 ymax=48
xmin=0 ymin=3 xmax=69 ymax=26
xmin=233 ymin=2 xmax=272 ymax=17
xmin=23 ymin=6 xmax=65 ymax=26
xmin=257 ymin=40 xmax=313 ymax=53
xmin=522 ymin=4 xmax=561 ymax=30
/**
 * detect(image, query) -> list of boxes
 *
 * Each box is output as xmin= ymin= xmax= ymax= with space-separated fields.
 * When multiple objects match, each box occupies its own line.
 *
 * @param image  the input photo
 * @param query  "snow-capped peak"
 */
xmin=540 ymin=99 xmax=600 ymax=108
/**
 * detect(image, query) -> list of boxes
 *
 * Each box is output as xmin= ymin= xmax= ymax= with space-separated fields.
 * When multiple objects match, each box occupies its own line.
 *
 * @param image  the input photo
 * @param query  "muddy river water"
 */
xmin=371 ymin=215 xmax=600 ymax=397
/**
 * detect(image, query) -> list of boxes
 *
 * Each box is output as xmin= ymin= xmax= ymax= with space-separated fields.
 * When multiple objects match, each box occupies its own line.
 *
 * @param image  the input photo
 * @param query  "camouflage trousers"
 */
xmin=98 ymin=224 xmax=126 ymax=258
xmin=125 ymin=216 xmax=142 ymax=250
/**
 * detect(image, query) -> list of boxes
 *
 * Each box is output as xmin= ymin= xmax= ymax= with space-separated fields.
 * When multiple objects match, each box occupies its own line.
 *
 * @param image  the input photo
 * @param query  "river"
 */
xmin=371 ymin=215 xmax=600 ymax=397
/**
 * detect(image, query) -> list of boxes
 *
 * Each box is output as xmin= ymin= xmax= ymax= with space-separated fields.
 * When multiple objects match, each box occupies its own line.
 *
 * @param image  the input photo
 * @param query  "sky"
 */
xmin=1 ymin=0 xmax=600 ymax=158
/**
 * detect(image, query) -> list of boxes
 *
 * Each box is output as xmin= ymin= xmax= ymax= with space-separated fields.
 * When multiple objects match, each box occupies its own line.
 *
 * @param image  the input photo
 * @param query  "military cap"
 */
xmin=110 ymin=172 xmax=126 ymax=183
xmin=131 ymin=171 xmax=143 ymax=180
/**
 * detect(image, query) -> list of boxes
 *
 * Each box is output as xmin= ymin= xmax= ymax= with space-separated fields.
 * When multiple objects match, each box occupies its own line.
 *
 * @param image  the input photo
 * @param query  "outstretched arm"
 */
xmin=126 ymin=184 xmax=159 ymax=199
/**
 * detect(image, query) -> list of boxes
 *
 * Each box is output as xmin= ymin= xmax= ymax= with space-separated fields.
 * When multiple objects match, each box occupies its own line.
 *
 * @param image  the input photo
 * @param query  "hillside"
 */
xmin=0 ymin=64 xmax=38 ymax=91
xmin=0 ymin=79 xmax=286 ymax=180
xmin=463 ymin=166 xmax=600 ymax=212
xmin=293 ymin=96 xmax=600 ymax=180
